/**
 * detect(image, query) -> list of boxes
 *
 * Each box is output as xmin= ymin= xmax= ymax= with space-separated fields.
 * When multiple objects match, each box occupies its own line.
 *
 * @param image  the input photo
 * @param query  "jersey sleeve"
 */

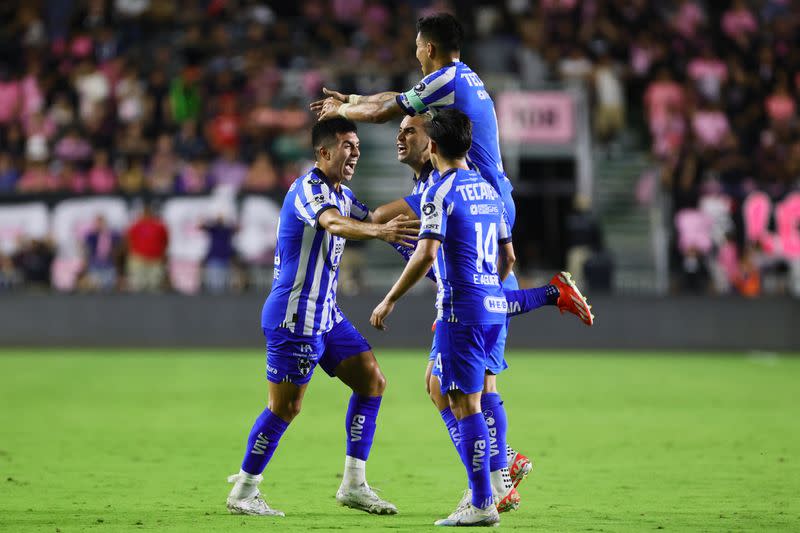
xmin=403 ymin=192 xmax=424 ymax=218
xmin=395 ymin=65 xmax=457 ymax=116
xmin=342 ymin=187 xmax=370 ymax=221
xmin=419 ymin=181 xmax=451 ymax=241
xmin=499 ymin=208 xmax=512 ymax=244
xmin=294 ymin=177 xmax=337 ymax=228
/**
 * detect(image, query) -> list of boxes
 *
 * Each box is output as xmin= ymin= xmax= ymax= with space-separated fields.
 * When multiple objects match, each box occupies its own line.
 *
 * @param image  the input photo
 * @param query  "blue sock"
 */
xmin=345 ymin=394 xmax=382 ymax=460
xmin=481 ymin=393 xmax=509 ymax=471
xmin=504 ymin=285 xmax=559 ymax=316
xmin=458 ymin=412 xmax=493 ymax=509
xmin=440 ymin=407 xmax=466 ymax=462
xmin=241 ymin=408 xmax=289 ymax=475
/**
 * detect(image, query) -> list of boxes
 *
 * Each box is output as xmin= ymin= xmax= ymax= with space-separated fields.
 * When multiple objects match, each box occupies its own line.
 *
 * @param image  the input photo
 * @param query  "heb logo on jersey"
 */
xmin=456 ymin=183 xmax=499 ymax=202
xmin=422 ymin=202 xmax=436 ymax=216
xmin=483 ymin=295 xmax=507 ymax=313
xmin=312 ymin=193 xmax=326 ymax=206
xmin=413 ymin=81 xmax=426 ymax=95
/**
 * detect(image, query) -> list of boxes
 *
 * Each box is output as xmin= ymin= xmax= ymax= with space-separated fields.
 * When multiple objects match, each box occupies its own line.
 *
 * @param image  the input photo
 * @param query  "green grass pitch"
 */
xmin=1 ymin=349 xmax=798 ymax=532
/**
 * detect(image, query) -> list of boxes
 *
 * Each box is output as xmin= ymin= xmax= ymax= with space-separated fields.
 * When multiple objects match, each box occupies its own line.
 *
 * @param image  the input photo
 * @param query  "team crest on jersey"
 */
xmin=297 ymin=356 xmax=311 ymax=377
xmin=413 ymin=82 xmax=426 ymax=94
xmin=422 ymin=202 xmax=436 ymax=216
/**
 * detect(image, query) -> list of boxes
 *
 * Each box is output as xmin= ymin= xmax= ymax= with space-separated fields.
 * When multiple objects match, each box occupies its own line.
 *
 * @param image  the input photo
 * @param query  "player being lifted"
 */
xmin=226 ymin=118 xmax=418 ymax=517
xmin=312 ymin=12 xmax=593 ymax=512
xmin=370 ymin=109 xmax=512 ymax=526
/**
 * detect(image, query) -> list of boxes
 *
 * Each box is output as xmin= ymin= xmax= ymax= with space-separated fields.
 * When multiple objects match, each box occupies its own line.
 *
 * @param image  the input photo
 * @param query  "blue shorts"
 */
xmin=263 ymin=315 xmax=372 ymax=385
xmin=433 ymin=321 xmax=504 ymax=395
xmin=429 ymin=271 xmax=518 ymax=376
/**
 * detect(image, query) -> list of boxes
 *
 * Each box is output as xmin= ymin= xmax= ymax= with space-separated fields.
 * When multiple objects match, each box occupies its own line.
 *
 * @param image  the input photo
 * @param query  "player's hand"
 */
xmin=379 ymin=214 xmax=419 ymax=248
xmin=314 ymin=97 xmax=343 ymax=121
xmin=310 ymin=88 xmax=348 ymax=114
xmin=370 ymin=298 xmax=395 ymax=331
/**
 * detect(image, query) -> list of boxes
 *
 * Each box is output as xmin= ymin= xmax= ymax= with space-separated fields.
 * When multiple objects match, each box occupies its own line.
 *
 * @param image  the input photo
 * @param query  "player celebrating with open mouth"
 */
xmin=226 ymin=118 xmax=418 ymax=517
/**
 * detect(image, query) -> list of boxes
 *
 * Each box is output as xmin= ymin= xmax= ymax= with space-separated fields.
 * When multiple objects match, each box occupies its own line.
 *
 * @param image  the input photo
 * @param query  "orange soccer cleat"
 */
xmin=496 ymin=486 xmax=521 ymax=513
xmin=508 ymin=451 xmax=533 ymax=488
xmin=550 ymin=272 xmax=594 ymax=326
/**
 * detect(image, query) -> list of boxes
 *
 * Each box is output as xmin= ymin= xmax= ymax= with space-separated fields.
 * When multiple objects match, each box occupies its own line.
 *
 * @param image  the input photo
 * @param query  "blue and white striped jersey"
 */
xmin=419 ymin=168 xmax=511 ymax=325
xmin=261 ymin=167 xmax=369 ymax=336
xmin=410 ymin=160 xmax=439 ymax=196
xmin=396 ymin=61 xmax=515 ymax=227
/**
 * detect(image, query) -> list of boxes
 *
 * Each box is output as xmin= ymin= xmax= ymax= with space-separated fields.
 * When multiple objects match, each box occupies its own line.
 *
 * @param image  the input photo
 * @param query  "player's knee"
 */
xmin=272 ymin=399 xmax=303 ymax=422
xmin=371 ymin=369 xmax=387 ymax=395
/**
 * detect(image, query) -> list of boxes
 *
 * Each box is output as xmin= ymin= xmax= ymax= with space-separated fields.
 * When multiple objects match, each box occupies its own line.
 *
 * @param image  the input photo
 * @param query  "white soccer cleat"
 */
xmin=454 ymin=488 xmax=472 ymax=513
xmin=226 ymin=473 xmax=285 ymax=517
xmin=336 ymin=482 xmax=398 ymax=515
xmin=434 ymin=502 xmax=500 ymax=527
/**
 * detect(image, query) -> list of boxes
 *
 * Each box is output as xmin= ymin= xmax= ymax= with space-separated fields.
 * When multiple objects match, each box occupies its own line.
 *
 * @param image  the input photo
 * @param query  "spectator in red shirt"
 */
xmin=126 ymin=204 xmax=169 ymax=292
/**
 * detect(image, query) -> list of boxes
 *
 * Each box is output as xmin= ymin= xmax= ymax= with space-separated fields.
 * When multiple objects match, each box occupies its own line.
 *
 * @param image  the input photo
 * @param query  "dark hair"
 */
xmin=416 ymin=13 xmax=463 ymax=54
xmin=424 ymin=109 xmax=472 ymax=160
xmin=311 ymin=118 xmax=358 ymax=153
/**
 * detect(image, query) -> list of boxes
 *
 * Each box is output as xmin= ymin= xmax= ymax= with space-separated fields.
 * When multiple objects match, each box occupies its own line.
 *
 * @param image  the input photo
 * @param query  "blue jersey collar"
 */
xmin=414 ymin=160 xmax=435 ymax=184
xmin=311 ymin=167 xmax=342 ymax=195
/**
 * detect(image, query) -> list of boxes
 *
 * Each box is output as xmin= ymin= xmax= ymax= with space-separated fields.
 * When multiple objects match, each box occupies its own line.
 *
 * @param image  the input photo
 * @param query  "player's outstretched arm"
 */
xmin=318 ymin=209 xmax=419 ymax=247
xmin=498 ymin=241 xmax=516 ymax=282
xmin=311 ymin=90 xmax=405 ymax=123
xmin=370 ymin=238 xmax=439 ymax=330
xmin=372 ymin=198 xmax=419 ymax=224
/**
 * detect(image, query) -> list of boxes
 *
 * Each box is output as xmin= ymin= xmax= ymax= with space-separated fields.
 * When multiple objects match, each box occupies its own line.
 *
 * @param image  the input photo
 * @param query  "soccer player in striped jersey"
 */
xmin=226 ymin=118 xmax=417 ymax=517
xmin=312 ymin=13 xmax=594 ymax=512
xmin=371 ymin=109 xmax=512 ymax=526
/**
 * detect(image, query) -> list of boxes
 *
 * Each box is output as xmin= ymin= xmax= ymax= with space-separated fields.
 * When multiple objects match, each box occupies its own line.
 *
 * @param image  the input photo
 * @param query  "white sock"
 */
xmin=490 ymin=468 xmax=512 ymax=497
xmin=341 ymin=455 xmax=366 ymax=488
xmin=506 ymin=445 xmax=516 ymax=464
xmin=230 ymin=469 xmax=261 ymax=499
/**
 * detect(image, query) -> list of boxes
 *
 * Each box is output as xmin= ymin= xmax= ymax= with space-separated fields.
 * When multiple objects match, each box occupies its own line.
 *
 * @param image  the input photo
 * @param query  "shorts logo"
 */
xmin=414 ymin=82 xmax=426 ymax=94
xmin=297 ymin=356 xmax=311 ymax=377
xmin=422 ymin=202 xmax=436 ymax=216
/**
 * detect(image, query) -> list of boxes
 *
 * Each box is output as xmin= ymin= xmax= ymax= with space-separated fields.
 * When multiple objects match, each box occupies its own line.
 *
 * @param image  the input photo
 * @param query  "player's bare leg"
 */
xmin=333 ymin=351 xmax=398 ymax=515
xmin=227 ymin=381 xmax=307 ymax=516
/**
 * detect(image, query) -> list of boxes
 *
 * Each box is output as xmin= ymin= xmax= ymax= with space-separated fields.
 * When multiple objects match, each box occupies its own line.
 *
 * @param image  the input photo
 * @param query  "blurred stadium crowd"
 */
xmin=0 ymin=0 xmax=798 ymax=295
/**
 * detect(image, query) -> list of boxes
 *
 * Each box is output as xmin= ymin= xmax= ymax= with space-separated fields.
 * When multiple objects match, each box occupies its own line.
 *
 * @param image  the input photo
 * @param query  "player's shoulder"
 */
xmin=294 ymin=168 xmax=332 ymax=195
xmin=420 ymin=62 xmax=458 ymax=85
xmin=339 ymin=183 xmax=358 ymax=199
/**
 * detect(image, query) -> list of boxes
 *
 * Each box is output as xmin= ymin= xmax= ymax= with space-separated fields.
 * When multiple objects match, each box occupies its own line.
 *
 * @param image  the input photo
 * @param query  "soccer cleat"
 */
xmin=336 ymin=482 xmax=398 ymax=515
xmin=550 ymin=271 xmax=594 ymax=326
xmin=495 ymin=487 xmax=520 ymax=513
xmin=454 ymin=488 xmax=472 ymax=513
xmin=509 ymin=451 xmax=534 ymax=488
xmin=226 ymin=473 xmax=285 ymax=516
xmin=454 ymin=486 xmax=519 ymax=514
xmin=435 ymin=502 xmax=500 ymax=527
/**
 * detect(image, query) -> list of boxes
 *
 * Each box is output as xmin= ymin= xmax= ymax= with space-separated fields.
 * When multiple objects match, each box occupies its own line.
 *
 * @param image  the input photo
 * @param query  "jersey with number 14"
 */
xmin=419 ymin=168 xmax=511 ymax=325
